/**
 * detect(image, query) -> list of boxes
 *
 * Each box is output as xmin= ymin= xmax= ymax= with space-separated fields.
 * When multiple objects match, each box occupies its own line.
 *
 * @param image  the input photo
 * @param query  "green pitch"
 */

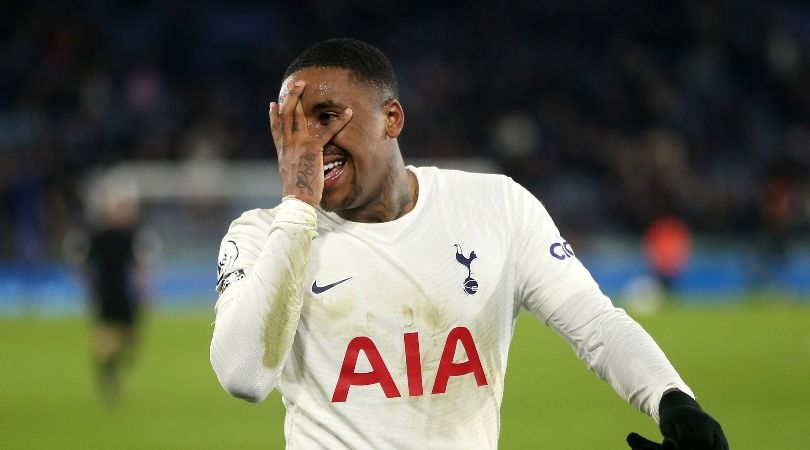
xmin=1 ymin=303 xmax=808 ymax=449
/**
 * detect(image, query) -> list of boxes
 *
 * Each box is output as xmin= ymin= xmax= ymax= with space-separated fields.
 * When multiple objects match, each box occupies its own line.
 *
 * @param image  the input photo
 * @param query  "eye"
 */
xmin=319 ymin=112 xmax=339 ymax=125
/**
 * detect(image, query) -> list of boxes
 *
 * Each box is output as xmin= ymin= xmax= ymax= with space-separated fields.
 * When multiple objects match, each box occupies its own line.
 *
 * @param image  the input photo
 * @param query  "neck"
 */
xmin=337 ymin=156 xmax=418 ymax=223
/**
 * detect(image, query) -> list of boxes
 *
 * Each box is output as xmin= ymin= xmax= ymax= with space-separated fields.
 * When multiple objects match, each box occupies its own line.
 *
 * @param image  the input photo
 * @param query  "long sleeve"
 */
xmin=510 ymin=180 xmax=692 ymax=422
xmin=209 ymin=198 xmax=318 ymax=403
xmin=545 ymin=287 xmax=694 ymax=423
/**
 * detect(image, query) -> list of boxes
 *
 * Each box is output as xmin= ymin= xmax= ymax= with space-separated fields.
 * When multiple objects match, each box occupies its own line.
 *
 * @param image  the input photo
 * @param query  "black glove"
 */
xmin=627 ymin=432 xmax=671 ymax=450
xmin=626 ymin=390 xmax=728 ymax=450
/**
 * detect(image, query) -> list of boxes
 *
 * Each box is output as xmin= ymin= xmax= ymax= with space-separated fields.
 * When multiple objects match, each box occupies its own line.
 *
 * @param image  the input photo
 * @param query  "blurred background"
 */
xmin=1 ymin=1 xmax=808 ymax=449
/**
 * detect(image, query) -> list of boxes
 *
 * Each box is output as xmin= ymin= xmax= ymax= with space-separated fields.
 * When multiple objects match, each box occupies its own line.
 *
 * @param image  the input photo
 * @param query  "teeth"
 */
xmin=323 ymin=160 xmax=345 ymax=172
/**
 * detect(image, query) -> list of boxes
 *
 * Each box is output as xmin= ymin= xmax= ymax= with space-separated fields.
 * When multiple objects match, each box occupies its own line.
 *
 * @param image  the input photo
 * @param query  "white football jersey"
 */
xmin=210 ymin=166 xmax=691 ymax=449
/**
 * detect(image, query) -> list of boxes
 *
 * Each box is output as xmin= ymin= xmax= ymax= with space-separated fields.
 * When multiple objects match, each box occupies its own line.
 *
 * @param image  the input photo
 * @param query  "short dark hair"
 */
xmin=283 ymin=38 xmax=398 ymax=104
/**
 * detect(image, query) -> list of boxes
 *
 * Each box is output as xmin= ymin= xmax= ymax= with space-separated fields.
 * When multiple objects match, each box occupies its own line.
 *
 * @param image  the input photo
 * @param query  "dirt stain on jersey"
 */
xmin=301 ymin=290 xmax=356 ymax=334
xmin=418 ymin=298 xmax=449 ymax=336
xmin=261 ymin=236 xmax=310 ymax=370
xmin=402 ymin=305 xmax=414 ymax=327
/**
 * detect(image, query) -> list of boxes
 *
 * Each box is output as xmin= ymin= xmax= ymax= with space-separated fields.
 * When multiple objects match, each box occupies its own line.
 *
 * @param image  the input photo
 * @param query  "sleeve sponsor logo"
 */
xmin=549 ymin=241 xmax=575 ymax=260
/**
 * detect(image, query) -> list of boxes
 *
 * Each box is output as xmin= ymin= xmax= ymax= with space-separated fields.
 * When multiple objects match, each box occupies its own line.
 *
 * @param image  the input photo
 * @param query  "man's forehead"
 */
xmin=280 ymin=67 xmax=389 ymax=109
xmin=279 ymin=67 xmax=354 ymax=103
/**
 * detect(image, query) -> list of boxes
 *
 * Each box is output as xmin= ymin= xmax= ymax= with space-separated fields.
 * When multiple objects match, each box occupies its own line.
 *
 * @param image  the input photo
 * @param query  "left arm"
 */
xmin=510 ymin=180 xmax=690 ymax=420
xmin=510 ymin=181 xmax=726 ymax=448
xmin=543 ymin=286 xmax=692 ymax=423
xmin=547 ymin=291 xmax=730 ymax=449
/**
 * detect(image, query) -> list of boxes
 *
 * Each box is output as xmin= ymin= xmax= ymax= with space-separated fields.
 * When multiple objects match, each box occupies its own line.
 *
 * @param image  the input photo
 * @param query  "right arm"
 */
xmin=210 ymin=201 xmax=317 ymax=402
xmin=210 ymin=79 xmax=351 ymax=402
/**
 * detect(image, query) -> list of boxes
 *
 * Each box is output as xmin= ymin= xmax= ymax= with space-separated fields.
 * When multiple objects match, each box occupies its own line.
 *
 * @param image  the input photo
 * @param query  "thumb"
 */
xmin=627 ymin=432 xmax=664 ymax=450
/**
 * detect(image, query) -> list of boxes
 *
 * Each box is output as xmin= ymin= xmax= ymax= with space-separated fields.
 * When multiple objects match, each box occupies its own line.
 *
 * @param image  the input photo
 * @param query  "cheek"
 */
xmin=334 ymin=119 xmax=384 ymax=151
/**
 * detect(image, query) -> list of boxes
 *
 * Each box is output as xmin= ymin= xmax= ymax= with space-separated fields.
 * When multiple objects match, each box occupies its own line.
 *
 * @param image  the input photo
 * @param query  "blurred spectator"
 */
xmin=643 ymin=215 xmax=693 ymax=297
xmin=1 ymin=0 xmax=809 ymax=265
xmin=80 ymin=176 xmax=154 ymax=404
xmin=754 ymin=160 xmax=800 ymax=289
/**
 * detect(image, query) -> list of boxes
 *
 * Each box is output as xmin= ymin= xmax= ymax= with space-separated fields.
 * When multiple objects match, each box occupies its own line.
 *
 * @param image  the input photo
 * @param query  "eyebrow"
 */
xmin=310 ymin=100 xmax=348 ymax=111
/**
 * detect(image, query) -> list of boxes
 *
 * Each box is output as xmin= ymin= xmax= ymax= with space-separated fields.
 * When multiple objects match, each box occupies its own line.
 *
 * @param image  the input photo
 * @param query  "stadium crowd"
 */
xmin=1 ymin=0 xmax=808 ymax=264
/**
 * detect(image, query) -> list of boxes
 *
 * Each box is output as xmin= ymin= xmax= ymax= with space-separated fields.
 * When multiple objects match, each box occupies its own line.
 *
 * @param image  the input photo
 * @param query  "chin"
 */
xmin=319 ymin=193 xmax=344 ymax=212
xmin=320 ymin=186 xmax=361 ymax=213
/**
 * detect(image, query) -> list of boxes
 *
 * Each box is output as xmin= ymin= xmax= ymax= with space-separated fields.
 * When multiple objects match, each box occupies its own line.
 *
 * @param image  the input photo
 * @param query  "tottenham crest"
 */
xmin=454 ymin=244 xmax=479 ymax=295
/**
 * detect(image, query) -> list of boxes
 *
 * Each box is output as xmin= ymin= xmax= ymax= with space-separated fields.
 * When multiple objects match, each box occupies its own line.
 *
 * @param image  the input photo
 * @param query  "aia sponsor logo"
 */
xmin=332 ymin=327 xmax=488 ymax=402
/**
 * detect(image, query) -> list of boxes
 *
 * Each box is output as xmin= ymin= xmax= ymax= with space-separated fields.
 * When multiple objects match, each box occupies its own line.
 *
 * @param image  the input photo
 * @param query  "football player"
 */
xmin=210 ymin=38 xmax=727 ymax=450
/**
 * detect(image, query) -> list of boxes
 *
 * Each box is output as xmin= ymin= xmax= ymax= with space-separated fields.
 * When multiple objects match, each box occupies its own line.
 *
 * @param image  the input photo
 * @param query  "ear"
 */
xmin=384 ymin=99 xmax=404 ymax=138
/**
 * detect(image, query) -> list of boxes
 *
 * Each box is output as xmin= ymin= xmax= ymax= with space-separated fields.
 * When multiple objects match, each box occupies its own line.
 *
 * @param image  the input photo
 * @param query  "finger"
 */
xmin=662 ymin=438 xmax=678 ymax=450
xmin=280 ymin=81 xmax=305 ymax=143
xmin=314 ymin=108 xmax=353 ymax=146
xmin=714 ymin=429 xmax=728 ymax=450
xmin=627 ymin=433 xmax=663 ymax=450
xmin=269 ymin=102 xmax=281 ymax=145
xmin=293 ymin=95 xmax=307 ymax=136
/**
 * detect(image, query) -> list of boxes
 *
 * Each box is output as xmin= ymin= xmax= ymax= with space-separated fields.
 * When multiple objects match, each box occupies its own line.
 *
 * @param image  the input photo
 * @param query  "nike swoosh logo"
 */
xmin=311 ymin=277 xmax=353 ymax=294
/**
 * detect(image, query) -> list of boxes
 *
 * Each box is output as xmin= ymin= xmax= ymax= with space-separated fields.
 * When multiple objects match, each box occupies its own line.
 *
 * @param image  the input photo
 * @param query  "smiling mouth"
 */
xmin=323 ymin=153 xmax=348 ymax=189
xmin=324 ymin=158 xmax=345 ymax=176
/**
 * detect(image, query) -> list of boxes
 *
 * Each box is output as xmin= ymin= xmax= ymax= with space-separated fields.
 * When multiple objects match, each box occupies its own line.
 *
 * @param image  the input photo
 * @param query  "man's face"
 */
xmin=280 ymin=67 xmax=395 ymax=212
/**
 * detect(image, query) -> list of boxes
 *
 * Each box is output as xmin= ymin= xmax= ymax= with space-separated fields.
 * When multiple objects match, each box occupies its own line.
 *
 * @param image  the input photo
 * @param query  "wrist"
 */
xmin=657 ymin=390 xmax=728 ymax=449
xmin=660 ymin=390 xmax=700 ymax=415
xmin=282 ymin=195 xmax=317 ymax=208
xmin=658 ymin=389 xmax=702 ymax=434
xmin=275 ymin=196 xmax=318 ymax=237
xmin=281 ymin=192 xmax=319 ymax=208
